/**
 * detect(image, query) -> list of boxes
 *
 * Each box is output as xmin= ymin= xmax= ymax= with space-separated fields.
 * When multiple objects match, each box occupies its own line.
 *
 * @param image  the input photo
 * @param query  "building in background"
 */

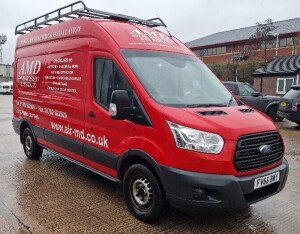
xmin=253 ymin=55 xmax=300 ymax=96
xmin=186 ymin=17 xmax=300 ymax=95
xmin=186 ymin=17 xmax=300 ymax=65
xmin=0 ymin=64 xmax=13 ymax=82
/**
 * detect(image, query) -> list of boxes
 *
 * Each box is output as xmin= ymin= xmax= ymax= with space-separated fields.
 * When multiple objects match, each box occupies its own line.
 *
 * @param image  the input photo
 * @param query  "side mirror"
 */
xmin=251 ymin=92 xmax=262 ymax=97
xmin=109 ymin=90 xmax=130 ymax=120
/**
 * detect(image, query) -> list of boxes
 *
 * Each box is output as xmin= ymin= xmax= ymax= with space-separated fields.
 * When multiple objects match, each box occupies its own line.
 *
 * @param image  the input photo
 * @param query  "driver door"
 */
xmin=83 ymin=52 xmax=136 ymax=176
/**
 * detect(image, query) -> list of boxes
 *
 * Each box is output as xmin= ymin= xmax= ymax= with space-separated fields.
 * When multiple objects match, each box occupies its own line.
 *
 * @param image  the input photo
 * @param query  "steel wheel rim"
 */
xmin=131 ymin=176 xmax=153 ymax=210
xmin=25 ymin=135 xmax=33 ymax=154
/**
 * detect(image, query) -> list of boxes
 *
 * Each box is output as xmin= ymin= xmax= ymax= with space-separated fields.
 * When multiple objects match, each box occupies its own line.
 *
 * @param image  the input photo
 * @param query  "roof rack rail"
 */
xmin=15 ymin=1 xmax=166 ymax=35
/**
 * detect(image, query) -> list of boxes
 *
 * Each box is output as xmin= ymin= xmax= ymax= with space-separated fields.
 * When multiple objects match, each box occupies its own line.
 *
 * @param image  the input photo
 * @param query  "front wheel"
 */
xmin=268 ymin=106 xmax=284 ymax=122
xmin=22 ymin=127 xmax=43 ymax=159
xmin=123 ymin=164 xmax=168 ymax=223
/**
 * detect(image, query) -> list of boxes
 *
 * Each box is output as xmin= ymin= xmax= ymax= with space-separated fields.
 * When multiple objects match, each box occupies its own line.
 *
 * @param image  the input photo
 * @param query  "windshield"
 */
xmin=284 ymin=88 xmax=300 ymax=99
xmin=121 ymin=50 xmax=235 ymax=107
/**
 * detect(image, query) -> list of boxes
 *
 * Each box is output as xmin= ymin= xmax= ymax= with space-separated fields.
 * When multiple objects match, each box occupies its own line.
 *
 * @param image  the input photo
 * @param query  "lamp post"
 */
xmin=273 ymin=33 xmax=279 ymax=57
xmin=235 ymin=67 xmax=240 ymax=82
xmin=0 ymin=34 xmax=7 ymax=64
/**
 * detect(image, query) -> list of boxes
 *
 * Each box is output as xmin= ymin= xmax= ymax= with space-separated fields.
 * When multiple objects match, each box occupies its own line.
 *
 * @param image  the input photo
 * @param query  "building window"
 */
xmin=278 ymin=37 xmax=298 ymax=47
xmin=193 ymin=50 xmax=200 ymax=56
xmin=277 ymin=78 xmax=294 ymax=95
xmin=212 ymin=47 xmax=217 ymax=55
xmin=267 ymin=39 xmax=275 ymax=48
xmin=201 ymin=46 xmax=226 ymax=56
xmin=286 ymin=37 xmax=294 ymax=46
xmin=199 ymin=49 xmax=207 ymax=56
xmin=195 ymin=49 xmax=207 ymax=56
xmin=221 ymin=46 xmax=226 ymax=54
xmin=207 ymin=48 xmax=212 ymax=56
xmin=260 ymin=40 xmax=277 ymax=49
xmin=215 ymin=46 xmax=226 ymax=54
xmin=279 ymin=38 xmax=287 ymax=47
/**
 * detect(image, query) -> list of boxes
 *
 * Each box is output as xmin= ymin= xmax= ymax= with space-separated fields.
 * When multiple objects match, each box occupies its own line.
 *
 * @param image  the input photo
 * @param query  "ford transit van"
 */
xmin=13 ymin=1 xmax=289 ymax=222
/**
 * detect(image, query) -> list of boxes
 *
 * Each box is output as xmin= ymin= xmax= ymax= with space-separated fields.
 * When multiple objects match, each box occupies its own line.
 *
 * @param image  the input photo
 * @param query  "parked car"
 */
xmin=223 ymin=81 xmax=283 ymax=122
xmin=278 ymin=85 xmax=300 ymax=125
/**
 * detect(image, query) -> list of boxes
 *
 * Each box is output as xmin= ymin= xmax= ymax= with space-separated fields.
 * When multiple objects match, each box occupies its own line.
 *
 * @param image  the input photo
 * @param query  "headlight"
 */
xmin=167 ymin=121 xmax=224 ymax=154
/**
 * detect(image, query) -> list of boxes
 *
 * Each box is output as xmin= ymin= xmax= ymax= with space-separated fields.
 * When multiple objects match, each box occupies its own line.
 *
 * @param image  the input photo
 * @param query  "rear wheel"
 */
xmin=268 ymin=106 xmax=284 ymax=122
xmin=123 ymin=164 xmax=168 ymax=223
xmin=22 ymin=127 xmax=43 ymax=159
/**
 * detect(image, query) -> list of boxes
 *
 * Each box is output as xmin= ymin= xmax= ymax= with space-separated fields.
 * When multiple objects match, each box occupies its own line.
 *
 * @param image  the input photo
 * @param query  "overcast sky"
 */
xmin=1 ymin=0 xmax=300 ymax=64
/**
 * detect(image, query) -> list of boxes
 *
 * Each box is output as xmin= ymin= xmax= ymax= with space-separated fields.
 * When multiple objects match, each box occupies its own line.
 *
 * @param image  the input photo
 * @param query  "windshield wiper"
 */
xmin=186 ymin=103 xmax=227 ymax=108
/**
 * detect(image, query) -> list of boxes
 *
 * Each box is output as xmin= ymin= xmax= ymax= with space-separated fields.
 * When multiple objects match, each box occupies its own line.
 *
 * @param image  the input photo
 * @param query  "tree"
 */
xmin=208 ymin=63 xmax=236 ymax=81
xmin=250 ymin=19 xmax=278 ymax=63
xmin=238 ymin=60 xmax=262 ymax=84
xmin=208 ymin=60 xmax=261 ymax=84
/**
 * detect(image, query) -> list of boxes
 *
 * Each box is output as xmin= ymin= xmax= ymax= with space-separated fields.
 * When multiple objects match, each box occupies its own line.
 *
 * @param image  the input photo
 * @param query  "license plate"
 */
xmin=280 ymin=101 xmax=286 ymax=107
xmin=254 ymin=172 xmax=280 ymax=190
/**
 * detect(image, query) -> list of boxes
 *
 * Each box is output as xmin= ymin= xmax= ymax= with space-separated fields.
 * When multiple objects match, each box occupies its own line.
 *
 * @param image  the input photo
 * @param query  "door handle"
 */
xmin=88 ymin=111 xmax=96 ymax=117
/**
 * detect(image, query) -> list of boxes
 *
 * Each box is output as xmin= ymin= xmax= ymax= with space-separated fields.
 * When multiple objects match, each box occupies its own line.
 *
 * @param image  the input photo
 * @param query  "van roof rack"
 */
xmin=15 ymin=1 xmax=167 ymax=35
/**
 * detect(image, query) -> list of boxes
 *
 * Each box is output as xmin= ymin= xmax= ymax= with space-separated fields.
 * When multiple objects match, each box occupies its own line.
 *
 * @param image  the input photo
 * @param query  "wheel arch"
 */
xmin=19 ymin=119 xmax=34 ymax=144
xmin=266 ymin=101 xmax=279 ymax=114
xmin=117 ymin=149 xmax=166 ymax=194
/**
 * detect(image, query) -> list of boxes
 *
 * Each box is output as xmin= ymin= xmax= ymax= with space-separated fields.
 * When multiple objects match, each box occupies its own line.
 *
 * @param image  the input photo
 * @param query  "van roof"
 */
xmin=15 ymin=1 xmax=165 ymax=35
xmin=15 ymin=1 xmax=192 ymax=55
xmin=16 ymin=18 xmax=192 ymax=55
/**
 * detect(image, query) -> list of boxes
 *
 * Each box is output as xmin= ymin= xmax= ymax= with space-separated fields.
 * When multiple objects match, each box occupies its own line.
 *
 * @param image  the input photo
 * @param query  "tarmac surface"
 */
xmin=0 ymin=94 xmax=300 ymax=233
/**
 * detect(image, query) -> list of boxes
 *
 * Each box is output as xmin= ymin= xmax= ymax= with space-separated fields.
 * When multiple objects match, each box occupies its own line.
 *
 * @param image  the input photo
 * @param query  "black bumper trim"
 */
xmin=278 ymin=111 xmax=300 ymax=124
xmin=12 ymin=117 xmax=21 ymax=135
xmin=160 ymin=160 xmax=289 ymax=211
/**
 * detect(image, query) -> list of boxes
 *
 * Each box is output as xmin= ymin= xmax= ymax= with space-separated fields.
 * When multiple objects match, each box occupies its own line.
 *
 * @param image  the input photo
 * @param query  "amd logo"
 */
xmin=130 ymin=29 xmax=168 ymax=39
xmin=19 ymin=60 xmax=41 ymax=75
xmin=130 ymin=29 xmax=173 ymax=44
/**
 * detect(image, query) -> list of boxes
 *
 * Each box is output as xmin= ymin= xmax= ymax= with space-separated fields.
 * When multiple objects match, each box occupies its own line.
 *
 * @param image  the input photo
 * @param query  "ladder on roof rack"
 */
xmin=15 ymin=1 xmax=167 ymax=35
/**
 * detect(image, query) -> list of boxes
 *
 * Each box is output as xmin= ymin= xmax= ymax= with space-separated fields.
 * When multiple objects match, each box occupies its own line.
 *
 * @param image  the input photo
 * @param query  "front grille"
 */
xmin=234 ymin=131 xmax=283 ymax=171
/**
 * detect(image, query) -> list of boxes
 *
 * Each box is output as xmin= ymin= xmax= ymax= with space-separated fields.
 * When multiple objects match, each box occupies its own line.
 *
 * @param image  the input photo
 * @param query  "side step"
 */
xmin=46 ymin=148 xmax=121 ymax=183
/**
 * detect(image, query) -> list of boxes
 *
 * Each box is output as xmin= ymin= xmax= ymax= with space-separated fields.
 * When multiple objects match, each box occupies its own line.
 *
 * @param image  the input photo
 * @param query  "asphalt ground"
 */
xmin=0 ymin=94 xmax=299 ymax=233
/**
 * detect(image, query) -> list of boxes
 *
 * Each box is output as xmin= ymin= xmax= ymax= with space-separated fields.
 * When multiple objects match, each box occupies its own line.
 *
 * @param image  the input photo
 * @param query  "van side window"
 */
xmin=94 ymin=58 xmax=132 ymax=109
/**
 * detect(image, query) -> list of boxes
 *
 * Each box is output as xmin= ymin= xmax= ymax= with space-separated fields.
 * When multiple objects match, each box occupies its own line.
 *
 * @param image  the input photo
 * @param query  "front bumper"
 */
xmin=278 ymin=111 xmax=299 ymax=124
xmin=160 ymin=159 xmax=289 ymax=211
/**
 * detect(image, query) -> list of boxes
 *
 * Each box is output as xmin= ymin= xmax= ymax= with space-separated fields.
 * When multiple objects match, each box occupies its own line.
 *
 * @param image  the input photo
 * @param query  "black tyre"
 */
xmin=123 ymin=164 xmax=168 ymax=223
xmin=268 ymin=106 xmax=284 ymax=122
xmin=22 ymin=127 xmax=43 ymax=159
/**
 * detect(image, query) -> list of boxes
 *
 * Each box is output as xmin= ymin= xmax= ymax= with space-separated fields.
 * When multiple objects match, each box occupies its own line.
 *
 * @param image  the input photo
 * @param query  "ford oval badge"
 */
xmin=258 ymin=145 xmax=272 ymax=154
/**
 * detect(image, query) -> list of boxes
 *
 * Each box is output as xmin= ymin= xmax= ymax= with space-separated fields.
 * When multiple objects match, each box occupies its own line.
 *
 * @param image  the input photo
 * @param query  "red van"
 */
xmin=13 ymin=1 xmax=288 ymax=222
